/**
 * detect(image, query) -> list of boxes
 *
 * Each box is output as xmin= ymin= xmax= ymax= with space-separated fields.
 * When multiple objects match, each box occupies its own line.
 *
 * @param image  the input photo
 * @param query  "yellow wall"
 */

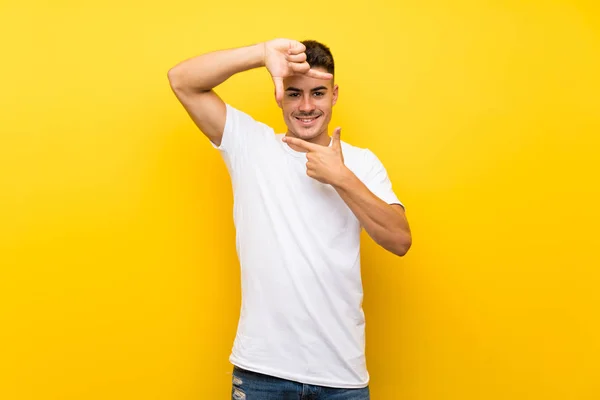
xmin=1 ymin=1 xmax=599 ymax=399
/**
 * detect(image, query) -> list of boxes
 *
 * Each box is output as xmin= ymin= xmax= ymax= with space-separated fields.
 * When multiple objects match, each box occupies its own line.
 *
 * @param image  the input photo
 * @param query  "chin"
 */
xmin=291 ymin=123 xmax=326 ymax=140
xmin=295 ymin=130 xmax=321 ymax=140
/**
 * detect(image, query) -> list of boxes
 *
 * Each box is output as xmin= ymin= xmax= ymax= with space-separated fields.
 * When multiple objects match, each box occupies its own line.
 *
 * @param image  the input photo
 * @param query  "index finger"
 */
xmin=282 ymin=136 xmax=320 ymax=151
xmin=305 ymin=68 xmax=333 ymax=80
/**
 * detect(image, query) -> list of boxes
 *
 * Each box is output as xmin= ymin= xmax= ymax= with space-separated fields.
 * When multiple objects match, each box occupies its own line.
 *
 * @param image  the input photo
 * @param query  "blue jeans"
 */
xmin=231 ymin=366 xmax=370 ymax=400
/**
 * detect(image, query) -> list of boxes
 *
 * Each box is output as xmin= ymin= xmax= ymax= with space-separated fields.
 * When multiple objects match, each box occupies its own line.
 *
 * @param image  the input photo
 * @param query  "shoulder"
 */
xmin=225 ymin=103 xmax=274 ymax=134
xmin=340 ymin=140 xmax=381 ymax=167
xmin=340 ymin=140 xmax=390 ymax=182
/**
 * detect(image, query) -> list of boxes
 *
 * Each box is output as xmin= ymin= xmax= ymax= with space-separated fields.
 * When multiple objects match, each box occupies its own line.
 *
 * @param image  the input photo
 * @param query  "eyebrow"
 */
xmin=285 ymin=86 xmax=328 ymax=92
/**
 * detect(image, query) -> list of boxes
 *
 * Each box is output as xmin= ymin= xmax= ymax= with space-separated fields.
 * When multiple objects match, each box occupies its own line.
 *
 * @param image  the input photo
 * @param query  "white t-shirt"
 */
xmin=210 ymin=104 xmax=403 ymax=389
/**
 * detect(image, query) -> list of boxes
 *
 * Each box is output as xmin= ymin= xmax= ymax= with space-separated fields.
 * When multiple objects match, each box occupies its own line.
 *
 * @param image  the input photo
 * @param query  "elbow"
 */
xmin=392 ymin=233 xmax=412 ymax=257
xmin=167 ymin=67 xmax=182 ymax=90
xmin=375 ymin=229 xmax=412 ymax=257
xmin=167 ymin=66 xmax=190 ymax=93
xmin=167 ymin=67 xmax=208 ymax=95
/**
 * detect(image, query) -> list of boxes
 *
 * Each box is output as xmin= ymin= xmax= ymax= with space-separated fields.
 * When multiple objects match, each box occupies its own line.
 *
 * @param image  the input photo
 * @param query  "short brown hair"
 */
xmin=302 ymin=40 xmax=335 ymax=76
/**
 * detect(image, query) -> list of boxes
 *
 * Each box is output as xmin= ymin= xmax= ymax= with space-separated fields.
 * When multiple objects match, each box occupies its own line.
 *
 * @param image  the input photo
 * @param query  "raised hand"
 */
xmin=282 ymin=127 xmax=348 ymax=186
xmin=263 ymin=39 xmax=333 ymax=104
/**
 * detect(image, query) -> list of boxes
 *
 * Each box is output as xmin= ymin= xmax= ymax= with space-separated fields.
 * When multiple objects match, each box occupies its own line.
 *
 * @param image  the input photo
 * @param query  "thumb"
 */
xmin=273 ymin=76 xmax=284 ymax=106
xmin=332 ymin=127 xmax=342 ymax=149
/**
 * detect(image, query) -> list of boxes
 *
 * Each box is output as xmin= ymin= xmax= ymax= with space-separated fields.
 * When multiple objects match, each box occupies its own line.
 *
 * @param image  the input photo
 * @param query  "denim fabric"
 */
xmin=231 ymin=366 xmax=370 ymax=400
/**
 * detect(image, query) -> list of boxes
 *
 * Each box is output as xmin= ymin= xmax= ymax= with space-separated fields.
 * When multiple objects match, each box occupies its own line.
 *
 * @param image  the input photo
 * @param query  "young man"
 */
xmin=168 ymin=38 xmax=412 ymax=400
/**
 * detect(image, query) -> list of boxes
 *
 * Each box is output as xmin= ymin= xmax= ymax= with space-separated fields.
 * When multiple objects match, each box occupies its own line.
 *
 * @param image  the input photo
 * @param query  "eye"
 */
xmin=313 ymin=92 xmax=325 ymax=97
xmin=287 ymin=92 xmax=300 ymax=98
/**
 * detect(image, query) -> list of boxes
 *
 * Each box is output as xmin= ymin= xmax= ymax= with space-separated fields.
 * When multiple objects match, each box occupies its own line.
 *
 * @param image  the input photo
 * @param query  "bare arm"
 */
xmin=167 ymin=44 xmax=265 ymax=146
xmin=334 ymin=172 xmax=412 ymax=257
xmin=167 ymin=39 xmax=333 ymax=146
xmin=283 ymin=129 xmax=412 ymax=257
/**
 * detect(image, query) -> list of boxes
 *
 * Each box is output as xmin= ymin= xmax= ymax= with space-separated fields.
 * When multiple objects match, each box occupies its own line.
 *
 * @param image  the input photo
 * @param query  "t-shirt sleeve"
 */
xmin=362 ymin=149 xmax=405 ymax=209
xmin=209 ymin=103 xmax=263 ymax=176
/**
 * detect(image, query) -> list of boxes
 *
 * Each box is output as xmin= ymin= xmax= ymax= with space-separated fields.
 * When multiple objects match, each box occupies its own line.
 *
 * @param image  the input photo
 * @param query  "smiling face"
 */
xmin=280 ymin=69 xmax=339 ymax=146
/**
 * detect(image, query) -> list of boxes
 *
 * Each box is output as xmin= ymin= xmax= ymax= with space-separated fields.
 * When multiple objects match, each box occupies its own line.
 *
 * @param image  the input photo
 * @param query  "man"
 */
xmin=168 ymin=38 xmax=412 ymax=400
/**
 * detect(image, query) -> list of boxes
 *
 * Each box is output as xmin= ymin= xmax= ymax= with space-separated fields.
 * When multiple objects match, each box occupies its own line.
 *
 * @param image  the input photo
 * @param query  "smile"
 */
xmin=295 ymin=115 xmax=321 ymax=125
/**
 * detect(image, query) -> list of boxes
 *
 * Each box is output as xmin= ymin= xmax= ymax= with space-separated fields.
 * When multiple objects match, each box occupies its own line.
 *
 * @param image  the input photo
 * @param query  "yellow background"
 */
xmin=1 ymin=1 xmax=599 ymax=399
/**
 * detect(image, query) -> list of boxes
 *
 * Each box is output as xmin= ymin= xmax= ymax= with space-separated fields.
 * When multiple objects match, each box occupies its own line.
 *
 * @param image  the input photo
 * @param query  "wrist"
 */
xmin=332 ymin=166 xmax=356 ymax=190
xmin=257 ymin=42 xmax=266 ymax=68
xmin=243 ymin=43 xmax=266 ymax=69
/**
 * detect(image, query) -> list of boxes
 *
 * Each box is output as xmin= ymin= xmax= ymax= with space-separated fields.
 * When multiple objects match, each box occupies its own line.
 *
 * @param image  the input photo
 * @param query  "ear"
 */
xmin=332 ymin=84 xmax=339 ymax=106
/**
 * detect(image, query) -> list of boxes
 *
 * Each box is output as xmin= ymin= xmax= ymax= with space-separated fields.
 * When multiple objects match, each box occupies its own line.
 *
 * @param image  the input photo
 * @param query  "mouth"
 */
xmin=294 ymin=115 xmax=321 ymax=126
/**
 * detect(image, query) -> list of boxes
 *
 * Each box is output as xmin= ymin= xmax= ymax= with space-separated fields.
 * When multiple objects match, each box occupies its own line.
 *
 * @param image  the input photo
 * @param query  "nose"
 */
xmin=299 ymin=95 xmax=316 ymax=113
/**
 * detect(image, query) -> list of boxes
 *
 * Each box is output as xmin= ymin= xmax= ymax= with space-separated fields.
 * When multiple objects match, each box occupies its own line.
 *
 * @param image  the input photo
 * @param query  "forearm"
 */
xmin=333 ymin=169 xmax=412 ymax=256
xmin=168 ymin=43 xmax=265 ymax=93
